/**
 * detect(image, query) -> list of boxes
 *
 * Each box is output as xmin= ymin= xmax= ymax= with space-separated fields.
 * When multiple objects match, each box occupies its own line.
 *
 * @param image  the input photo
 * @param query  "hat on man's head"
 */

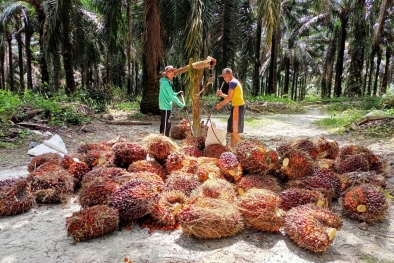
xmin=162 ymin=65 xmax=177 ymax=74
xmin=219 ymin=68 xmax=232 ymax=77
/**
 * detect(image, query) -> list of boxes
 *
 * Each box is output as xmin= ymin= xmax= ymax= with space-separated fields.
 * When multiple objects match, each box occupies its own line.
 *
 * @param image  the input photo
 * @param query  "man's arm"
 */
xmin=216 ymin=89 xmax=234 ymax=110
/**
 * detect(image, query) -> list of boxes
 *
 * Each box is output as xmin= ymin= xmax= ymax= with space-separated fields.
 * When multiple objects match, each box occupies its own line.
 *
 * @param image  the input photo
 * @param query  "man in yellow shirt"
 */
xmin=216 ymin=68 xmax=245 ymax=148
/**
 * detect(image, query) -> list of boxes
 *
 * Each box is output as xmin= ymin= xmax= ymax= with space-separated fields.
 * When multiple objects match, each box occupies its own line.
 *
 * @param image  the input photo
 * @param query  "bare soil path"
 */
xmin=0 ymin=105 xmax=393 ymax=263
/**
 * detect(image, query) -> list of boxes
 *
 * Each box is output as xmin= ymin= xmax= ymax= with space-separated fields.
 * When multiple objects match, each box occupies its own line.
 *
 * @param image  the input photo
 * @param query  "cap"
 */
xmin=163 ymin=65 xmax=177 ymax=74
xmin=219 ymin=68 xmax=232 ymax=77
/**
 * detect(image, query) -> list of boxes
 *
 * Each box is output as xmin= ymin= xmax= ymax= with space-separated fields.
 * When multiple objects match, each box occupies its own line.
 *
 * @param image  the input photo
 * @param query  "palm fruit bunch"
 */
xmin=236 ymin=139 xmax=278 ymax=174
xmin=165 ymin=151 xmax=197 ymax=174
xmin=28 ymin=165 xmax=74 ymax=203
xmin=0 ymin=177 xmax=35 ymax=216
xmin=111 ymin=176 xmax=164 ymax=222
xmin=182 ymin=135 xmax=206 ymax=151
xmin=110 ymin=142 xmax=147 ymax=168
xmin=66 ymin=205 xmax=119 ymax=243
xmin=142 ymin=134 xmax=179 ymax=161
xmin=128 ymin=160 xmax=166 ymax=180
xmin=312 ymin=137 xmax=339 ymax=159
xmin=165 ymin=171 xmax=201 ymax=196
xmin=181 ymin=145 xmax=203 ymax=157
xmin=279 ymin=188 xmax=329 ymax=211
xmin=82 ymin=167 xmax=127 ymax=184
xmin=335 ymin=154 xmax=370 ymax=173
xmin=177 ymin=196 xmax=244 ymax=238
xmin=194 ymin=158 xmax=222 ymax=182
xmin=203 ymin=144 xmax=232 ymax=159
xmin=338 ymin=145 xmax=376 ymax=160
xmin=277 ymin=138 xmax=318 ymax=159
xmin=369 ymin=154 xmax=389 ymax=175
xmin=28 ymin=153 xmax=62 ymax=173
xmin=312 ymin=168 xmax=342 ymax=198
xmin=338 ymin=171 xmax=386 ymax=194
xmin=192 ymin=178 xmax=237 ymax=202
xmin=284 ymin=204 xmax=343 ymax=253
xmin=237 ymin=188 xmax=285 ymax=232
xmin=151 ymin=190 xmax=187 ymax=226
xmin=218 ymin=152 xmax=243 ymax=182
xmin=170 ymin=120 xmax=191 ymax=140
xmin=77 ymin=142 xmax=111 ymax=155
xmin=236 ymin=174 xmax=282 ymax=195
xmin=340 ymin=184 xmax=390 ymax=223
xmin=277 ymin=148 xmax=314 ymax=179
xmin=61 ymin=154 xmax=89 ymax=188
xmin=60 ymin=153 xmax=86 ymax=168
xmin=79 ymin=173 xmax=131 ymax=208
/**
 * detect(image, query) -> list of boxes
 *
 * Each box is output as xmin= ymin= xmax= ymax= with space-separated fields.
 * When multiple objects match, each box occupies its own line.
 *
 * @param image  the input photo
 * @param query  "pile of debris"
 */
xmin=0 ymin=121 xmax=391 ymax=253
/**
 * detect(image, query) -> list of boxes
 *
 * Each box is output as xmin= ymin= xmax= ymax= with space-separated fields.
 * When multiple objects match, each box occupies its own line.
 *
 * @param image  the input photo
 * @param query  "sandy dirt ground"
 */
xmin=0 ymin=105 xmax=393 ymax=263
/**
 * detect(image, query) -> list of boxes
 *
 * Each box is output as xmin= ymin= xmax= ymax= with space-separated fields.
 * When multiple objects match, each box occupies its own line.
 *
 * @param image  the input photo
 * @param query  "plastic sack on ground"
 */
xmin=205 ymin=121 xmax=227 ymax=146
xmin=27 ymin=134 xmax=68 ymax=157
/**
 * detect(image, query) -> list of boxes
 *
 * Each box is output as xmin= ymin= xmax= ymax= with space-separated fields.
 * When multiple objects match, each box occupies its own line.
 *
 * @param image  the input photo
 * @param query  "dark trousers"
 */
xmin=160 ymin=110 xmax=172 ymax=136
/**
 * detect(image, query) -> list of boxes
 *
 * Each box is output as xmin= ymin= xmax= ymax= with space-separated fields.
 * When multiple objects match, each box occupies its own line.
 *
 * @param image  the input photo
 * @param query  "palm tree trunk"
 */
xmin=24 ymin=17 xmax=33 ymax=90
xmin=373 ymin=46 xmax=382 ymax=96
xmin=0 ymin=45 xmax=5 ymax=90
xmin=267 ymin=26 xmax=280 ymax=95
xmin=53 ymin=51 xmax=61 ymax=92
xmin=381 ymin=44 xmax=392 ymax=94
xmin=334 ymin=14 xmax=348 ymax=97
xmin=62 ymin=13 xmax=75 ymax=95
xmin=346 ymin=0 xmax=366 ymax=97
xmin=16 ymin=30 xmax=24 ymax=93
xmin=252 ymin=13 xmax=263 ymax=96
xmin=126 ymin=0 xmax=133 ymax=96
xmin=283 ymin=56 xmax=290 ymax=96
xmin=33 ymin=4 xmax=50 ymax=86
xmin=7 ymin=35 xmax=14 ymax=92
xmin=140 ymin=0 xmax=163 ymax=115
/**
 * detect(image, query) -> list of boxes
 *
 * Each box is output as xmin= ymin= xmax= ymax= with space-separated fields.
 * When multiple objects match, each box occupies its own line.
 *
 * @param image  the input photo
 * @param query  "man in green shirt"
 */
xmin=159 ymin=65 xmax=187 ymax=136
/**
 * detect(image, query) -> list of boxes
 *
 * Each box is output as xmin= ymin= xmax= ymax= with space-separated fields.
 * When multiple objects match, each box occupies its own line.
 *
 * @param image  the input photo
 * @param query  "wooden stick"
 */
xmin=106 ymin=121 xmax=152 ymax=125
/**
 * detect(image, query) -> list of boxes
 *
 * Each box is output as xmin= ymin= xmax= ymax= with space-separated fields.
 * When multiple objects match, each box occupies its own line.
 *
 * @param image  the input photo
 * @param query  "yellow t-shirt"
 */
xmin=229 ymin=78 xmax=245 ymax=106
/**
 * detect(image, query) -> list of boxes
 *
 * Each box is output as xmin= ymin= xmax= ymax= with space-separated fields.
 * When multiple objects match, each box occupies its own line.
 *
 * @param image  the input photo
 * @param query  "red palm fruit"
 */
xmin=128 ymin=160 xmax=166 ymax=180
xmin=237 ymin=188 xmax=285 ymax=232
xmin=28 ymin=153 xmax=61 ymax=173
xmin=84 ymin=148 xmax=114 ymax=168
xmin=170 ymin=124 xmax=191 ymax=140
xmin=313 ymin=137 xmax=339 ymax=159
xmin=151 ymin=190 xmax=188 ymax=226
xmin=77 ymin=142 xmax=111 ymax=154
xmin=165 ymin=151 xmax=197 ymax=174
xmin=165 ymin=171 xmax=200 ymax=196
xmin=61 ymin=156 xmax=89 ymax=188
xmin=181 ymin=145 xmax=203 ymax=157
xmin=279 ymin=188 xmax=329 ymax=211
xmin=142 ymin=134 xmax=179 ymax=161
xmin=236 ymin=174 xmax=282 ymax=194
xmin=79 ymin=176 xmax=123 ymax=208
xmin=66 ymin=205 xmax=119 ymax=242
xmin=338 ymin=171 xmax=386 ymax=194
xmin=218 ymin=152 xmax=243 ymax=182
xmin=369 ymin=155 xmax=389 ymax=175
xmin=203 ymin=144 xmax=232 ymax=159
xmin=177 ymin=196 xmax=244 ymax=239
xmin=0 ymin=177 xmax=35 ymax=216
xmin=111 ymin=177 xmax=164 ymax=222
xmin=192 ymin=178 xmax=237 ymax=202
xmin=278 ymin=148 xmax=314 ymax=179
xmin=284 ymin=204 xmax=343 ymax=253
xmin=60 ymin=153 xmax=86 ymax=169
xmin=312 ymin=168 xmax=342 ymax=198
xmin=236 ymin=139 xmax=278 ymax=174
xmin=340 ymin=184 xmax=390 ymax=223
xmin=195 ymin=160 xmax=222 ymax=182
xmin=335 ymin=154 xmax=370 ymax=173
xmin=182 ymin=135 xmax=206 ymax=151
xmin=111 ymin=142 xmax=147 ymax=168
xmin=285 ymin=138 xmax=319 ymax=159
xmin=28 ymin=167 xmax=74 ymax=203
xmin=82 ymin=167 xmax=127 ymax=184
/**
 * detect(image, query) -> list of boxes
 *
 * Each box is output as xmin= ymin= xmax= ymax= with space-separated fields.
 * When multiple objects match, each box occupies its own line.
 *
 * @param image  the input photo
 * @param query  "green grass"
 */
xmin=314 ymin=110 xmax=365 ymax=134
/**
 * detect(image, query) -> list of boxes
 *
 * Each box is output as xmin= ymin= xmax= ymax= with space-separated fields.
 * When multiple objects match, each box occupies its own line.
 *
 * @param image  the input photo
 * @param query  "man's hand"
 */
xmin=177 ymin=91 xmax=184 ymax=95
xmin=183 ymin=106 xmax=188 ymax=111
xmin=217 ymin=90 xmax=223 ymax=97
xmin=215 ymin=104 xmax=222 ymax=110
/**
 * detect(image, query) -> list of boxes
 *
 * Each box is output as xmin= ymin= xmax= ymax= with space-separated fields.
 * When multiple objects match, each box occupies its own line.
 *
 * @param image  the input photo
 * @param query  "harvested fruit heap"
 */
xmin=4 ymin=135 xmax=390 ymax=252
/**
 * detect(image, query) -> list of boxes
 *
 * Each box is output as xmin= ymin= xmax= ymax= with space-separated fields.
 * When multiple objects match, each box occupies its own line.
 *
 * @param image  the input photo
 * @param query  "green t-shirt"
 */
xmin=159 ymin=77 xmax=184 ymax=110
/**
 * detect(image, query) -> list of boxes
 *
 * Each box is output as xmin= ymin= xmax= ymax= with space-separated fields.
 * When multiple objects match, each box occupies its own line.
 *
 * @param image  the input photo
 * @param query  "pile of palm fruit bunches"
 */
xmin=0 ymin=119 xmax=391 ymax=252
